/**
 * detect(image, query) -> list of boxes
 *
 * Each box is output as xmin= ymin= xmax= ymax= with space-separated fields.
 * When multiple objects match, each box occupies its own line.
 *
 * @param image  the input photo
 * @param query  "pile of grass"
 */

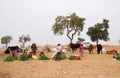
xmin=52 ymin=54 xmax=65 ymax=60
xmin=4 ymin=56 xmax=18 ymax=62
xmin=20 ymin=54 xmax=29 ymax=61
xmin=116 ymin=54 xmax=120 ymax=61
xmin=39 ymin=55 xmax=49 ymax=60
xmin=68 ymin=55 xmax=75 ymax=60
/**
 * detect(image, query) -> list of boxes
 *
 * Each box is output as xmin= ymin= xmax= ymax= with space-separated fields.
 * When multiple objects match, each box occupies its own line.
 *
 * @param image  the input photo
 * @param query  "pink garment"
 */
xmin=80 ymin=45 xmax=84 ymax=51
xmin=79 ymin=45 xmax=84 ymax=57
xmin=57 ymin=46 xmax=62 ymax=53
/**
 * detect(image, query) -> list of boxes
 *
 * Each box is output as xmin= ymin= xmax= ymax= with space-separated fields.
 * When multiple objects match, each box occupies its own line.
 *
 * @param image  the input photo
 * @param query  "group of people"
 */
xmin=55 ymin=43 xmax=85 ymax=61
xmin=11 ymin=43 xmax=46 ymax=59
xmin=10 ymin=42 xmax=105 ymax=61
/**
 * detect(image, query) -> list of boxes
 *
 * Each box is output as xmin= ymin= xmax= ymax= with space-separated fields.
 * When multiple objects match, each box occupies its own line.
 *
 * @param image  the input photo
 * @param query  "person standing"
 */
xmin=97 ymin=44 xmax=103 ymax=54
xmin=79 ymin=44 xmax=84 ymax=57
xmin=55 ymin=43 xmax=62 ymax=61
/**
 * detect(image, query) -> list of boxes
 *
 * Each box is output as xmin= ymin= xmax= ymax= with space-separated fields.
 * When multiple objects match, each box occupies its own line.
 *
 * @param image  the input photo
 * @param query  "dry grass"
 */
xmin=0 ymin=45 xmax=120 ymax=78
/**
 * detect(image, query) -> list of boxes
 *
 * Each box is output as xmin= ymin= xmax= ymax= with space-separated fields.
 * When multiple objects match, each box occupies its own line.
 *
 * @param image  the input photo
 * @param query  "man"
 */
xmin=97 ymin=44 xmax=103 ymax=54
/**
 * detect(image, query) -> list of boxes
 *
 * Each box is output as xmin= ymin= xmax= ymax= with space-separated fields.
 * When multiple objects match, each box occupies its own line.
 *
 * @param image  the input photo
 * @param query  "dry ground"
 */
xmin=0 ymin=45 xmax=120 ymax=78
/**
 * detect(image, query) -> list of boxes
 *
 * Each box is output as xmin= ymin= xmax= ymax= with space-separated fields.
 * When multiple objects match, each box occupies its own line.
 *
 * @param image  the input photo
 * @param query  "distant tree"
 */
xmin=1 ymin=35 xmax=12 ymax=48
xmin=52 ymin=13 xmax=86 ymax=43
xmin=87 ymin=19 xmax=109 ymax=45
xmin=76 ymin=37 xmax=85 ymax=44
xmin=19 ymin=35 xmax=31 ymax=47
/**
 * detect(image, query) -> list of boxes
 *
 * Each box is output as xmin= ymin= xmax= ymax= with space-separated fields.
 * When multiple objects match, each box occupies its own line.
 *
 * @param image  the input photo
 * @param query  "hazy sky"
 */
xmin=0 ymin=0 xmax=120 ymax=46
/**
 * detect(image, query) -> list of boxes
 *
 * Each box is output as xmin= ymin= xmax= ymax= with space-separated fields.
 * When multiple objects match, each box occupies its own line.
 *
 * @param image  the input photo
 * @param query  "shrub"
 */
xmin=68 ymin=55 xmax=75 ymax=60
xmin=39 ymin=55 xmax=49 ymax=60
xmin=4 ymin=56 xmax=18 ymax=62
xmin=20 ymin=54 xmax=29 ymax=61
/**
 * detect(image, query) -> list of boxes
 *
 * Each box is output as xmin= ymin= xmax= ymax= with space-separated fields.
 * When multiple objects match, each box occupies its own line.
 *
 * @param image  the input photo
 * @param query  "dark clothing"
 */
xmin=39 ymin=51 xmax=45 ymax=56
xmin=55 ymin=52 xmax=61 ymax=61
xmin=97 ymin=44 xmax=103 ymax=54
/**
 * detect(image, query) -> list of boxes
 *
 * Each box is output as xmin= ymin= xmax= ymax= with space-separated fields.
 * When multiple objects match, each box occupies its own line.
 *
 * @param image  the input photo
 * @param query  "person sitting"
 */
xmin=12 ymin=50 xmax=18 ymax=59
xmin=39 ymin=49 xmax=45 ymax=56
xmin=28 ymin=52 xmax=32 ymax=58
xmin=113 ymin=50 xmax=118 ymax=59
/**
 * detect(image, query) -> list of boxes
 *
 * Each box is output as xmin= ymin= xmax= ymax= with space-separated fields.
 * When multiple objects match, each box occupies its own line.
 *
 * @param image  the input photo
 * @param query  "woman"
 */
xmin=79 ymin=44 xmax=84 ymax=57
xmin=55 ymin=43 xmax=62 ymax=61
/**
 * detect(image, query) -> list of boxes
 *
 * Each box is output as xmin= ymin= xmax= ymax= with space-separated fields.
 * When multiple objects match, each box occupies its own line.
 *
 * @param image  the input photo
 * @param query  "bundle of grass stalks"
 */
xmin=39 ymin=55 xmax=49 ymax=60
xmin=68 ymin=55 xmax=75 ymax=60
xmin=116 ymin=54 xmax=120 ymax=61
xmin=68 ymin=55 xmax=81 ymax=60
xmin=20 ymin=54 xmax=29 ymax=61
xmin=52 ymin=54 xmax=65 ymax=60
xmin=4 ymin=56 xmax=18 ymax=62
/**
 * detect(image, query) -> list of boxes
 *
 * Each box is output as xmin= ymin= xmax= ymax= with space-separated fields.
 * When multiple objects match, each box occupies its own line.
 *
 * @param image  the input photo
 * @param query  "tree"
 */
xmin=52 ymin=13 xmax=86 ymax=43
xmin=1 ymin=35 xmax=12 ymax=48
xmin=76 ymin=37 xmax=85 ymax=44
xmin=19 ymin=35 xmax=31 ymax=47
xmin=87 ymin=19 xmax=109 ymax=45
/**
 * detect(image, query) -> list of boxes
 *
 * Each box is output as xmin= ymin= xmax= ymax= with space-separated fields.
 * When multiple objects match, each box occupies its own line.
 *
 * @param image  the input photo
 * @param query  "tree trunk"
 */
xmin=70 ymin=39 xmax=73 ymax=43
xmin=22 ymin=42 xmax=25 ymax=48
xmin=6 ymin=43 xmax=8 ymax=48
xmin=96 ymin=39 xmax=99 ymax=45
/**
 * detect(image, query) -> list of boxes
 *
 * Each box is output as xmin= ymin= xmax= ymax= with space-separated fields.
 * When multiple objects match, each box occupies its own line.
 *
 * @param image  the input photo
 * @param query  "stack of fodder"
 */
xmin=39 ymin=55 xmax=49 ymax=60
xmin=68 ymin=55 xmax=81 ymax=60
xmin=68 ymin=55 xmax=75 ymax=60
xmin=20 ymin=54 xmax=29 ymax=61
xmin=116 ymin=54 xmax=120 ymax=61
xmin=4 ymin=56 xmax=18 ymax=62
xmin=52 ymin=54 xmax=66 ymax=60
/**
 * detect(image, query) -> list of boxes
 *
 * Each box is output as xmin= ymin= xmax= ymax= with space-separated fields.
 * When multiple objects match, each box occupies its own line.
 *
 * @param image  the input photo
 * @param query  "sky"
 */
xmin=0 ymin=0 xmax=120 ymax=47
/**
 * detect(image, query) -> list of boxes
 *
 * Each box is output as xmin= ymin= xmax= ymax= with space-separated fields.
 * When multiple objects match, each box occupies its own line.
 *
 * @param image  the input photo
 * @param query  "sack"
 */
xmin=75 ymin=55 xmax=81 ymax=60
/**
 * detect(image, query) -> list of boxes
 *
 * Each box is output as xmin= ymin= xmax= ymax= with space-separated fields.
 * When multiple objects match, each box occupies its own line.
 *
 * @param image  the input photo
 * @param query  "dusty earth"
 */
xmin=0 ymin=45 xmax=120 ymax=78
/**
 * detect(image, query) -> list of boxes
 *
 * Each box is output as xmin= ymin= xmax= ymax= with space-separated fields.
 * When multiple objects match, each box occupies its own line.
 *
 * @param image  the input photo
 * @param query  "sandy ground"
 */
xmin=0 ymin=45 xmax=120 ymax=78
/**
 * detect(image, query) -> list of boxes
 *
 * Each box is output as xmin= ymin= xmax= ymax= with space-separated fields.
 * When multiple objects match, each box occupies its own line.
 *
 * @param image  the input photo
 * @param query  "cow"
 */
xmin=88 ymin=44 xmax=94 ymax=54
xmin=4 ymin=46 xmax=22 ymax=54
xmin=68 ymin=43 xmax=80 ymax=52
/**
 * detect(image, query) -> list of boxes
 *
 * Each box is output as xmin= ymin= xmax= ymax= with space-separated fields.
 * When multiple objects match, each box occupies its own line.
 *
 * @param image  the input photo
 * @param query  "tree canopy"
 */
xmin=19 ymin=35 xmax=31 ymax=47
xmin=76 ymin=37 xmax=85 ymax=44
xmin=87 ymin=19 xmax=109 ymax=44
xmin=1 ymin=35 xmax=12 ymax=48
xmin=52 ymin=13 xmax=86 ymax=43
